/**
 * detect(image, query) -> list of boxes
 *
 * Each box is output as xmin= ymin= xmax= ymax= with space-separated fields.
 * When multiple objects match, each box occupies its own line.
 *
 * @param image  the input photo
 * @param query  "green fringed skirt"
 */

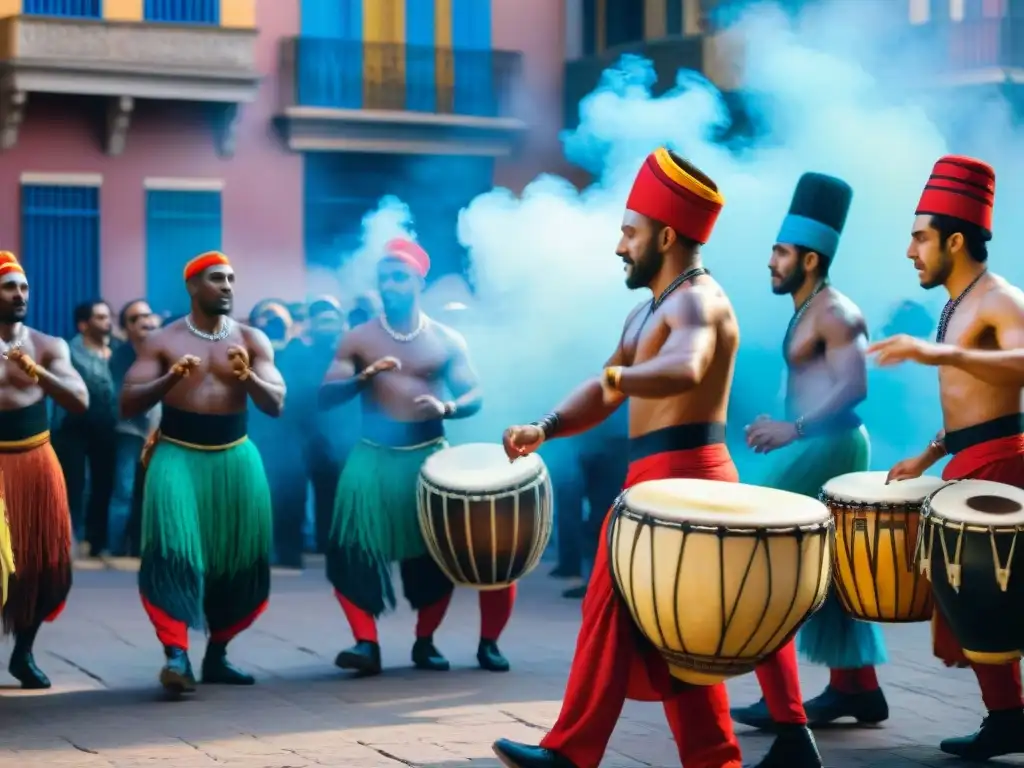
xmin=138 ymin=438 xmax=272 ymax=632
xmin=326 ymin=438 xmax=454 ymax=617
xmin=760 ymin=425 xmax=889 ymax=668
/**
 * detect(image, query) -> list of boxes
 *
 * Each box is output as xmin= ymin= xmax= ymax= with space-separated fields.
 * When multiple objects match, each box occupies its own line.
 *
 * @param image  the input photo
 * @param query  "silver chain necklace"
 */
xmin=0 ymin=325 xmax=27 ymax=355
xmin=185 ymin=315 xmax=233 ymax=342
xmin=936 ymin=270 xmax=987 ymax=343
xmin=783 ymin=279 xmax=829 ymax=359
xmin=379 ymin=312 xmax=426 ymax=343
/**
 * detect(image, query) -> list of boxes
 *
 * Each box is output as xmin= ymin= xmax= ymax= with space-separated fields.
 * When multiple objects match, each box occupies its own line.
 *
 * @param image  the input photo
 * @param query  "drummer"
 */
xmin=737 ymin=173 xmax=890 ymax=740
xmin=493 ymin=149 xmax=806 ymax=768
xmin=871 ymin=155 xmax=1024 ymax=760
xmin=317 ymin=238 xmax=515 ymax=676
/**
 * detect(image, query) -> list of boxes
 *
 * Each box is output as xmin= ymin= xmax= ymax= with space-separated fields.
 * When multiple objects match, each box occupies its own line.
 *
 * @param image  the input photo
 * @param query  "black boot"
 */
xmin=731 ymin=698 xmax=775 ymax=730
xmin=745 ymin=724 xmax=822 ymax=767
xmin=9 ymin=623 xmax=50 ymax=690
xmin=412 ymin=636 xmax=449 ymax=671
xmin=940 ymin=707 xmax=1024 ymax=759
xmin=492 ymin=739 xmax=578 ymax=768
xmin=478 ymin=639 xmax=510 ymax=672
xmin=335 ymin=640 xmax=382 ymax=676
xmin=804 ymin=685 xmax=889 ymax=726
xmin=159 ymin=645 xmax=197 ymax=693
xmin=201 ymin=641 xmax=255 ymax=685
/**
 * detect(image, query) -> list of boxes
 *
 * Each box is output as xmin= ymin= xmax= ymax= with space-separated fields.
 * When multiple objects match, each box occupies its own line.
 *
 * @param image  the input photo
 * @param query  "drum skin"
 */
xmin=827 ymin=494 xmax=934 ymax=622
xmin=417 ymin=455 xmax=553 ymax=590
xmin=609 ymin=496 xmax=833 ymax=686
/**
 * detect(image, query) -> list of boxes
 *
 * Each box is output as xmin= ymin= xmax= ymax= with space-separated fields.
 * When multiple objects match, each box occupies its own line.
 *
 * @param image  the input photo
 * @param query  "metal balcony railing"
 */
xmin=902 ymin=16 xmax=1024 ymax=72
xmin=23 ymin=0 xmax=101 ymax=17
xmin=282 ymin=38 xmax=523 ymax=119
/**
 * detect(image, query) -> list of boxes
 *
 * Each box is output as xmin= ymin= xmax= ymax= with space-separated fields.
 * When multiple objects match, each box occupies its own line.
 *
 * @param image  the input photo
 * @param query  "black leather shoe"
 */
xmin=335 ymin=640 xmax=382 ymax=676
xmin=478 ymin=639 xmax=510 ymax=672
xmin=804 ymin=685 xmax=889 ymax=726
xmin=159 ymin=646 xmax=197 ymax=693
xmin=492 ymin=739 xmax=578 ymax=768
xmin=201 ymin=642 xmax=255 ymax=685
xmin=9 ymin=651 xmax=50 ymax=690
xmin=745 ymin=724 xmax=822 ymax=767
xmin=412 ymin=636 xmax=450 ymax=671
xmin=940 ymin=707 xmax=1024 ymax=759
xmin=731 ymin=697 xmax=775 ymax=730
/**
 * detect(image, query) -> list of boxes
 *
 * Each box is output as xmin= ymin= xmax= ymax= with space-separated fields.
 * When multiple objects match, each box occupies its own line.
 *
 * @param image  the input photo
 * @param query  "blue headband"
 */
xmin=776 ymin=214 xmax=841 ymax=259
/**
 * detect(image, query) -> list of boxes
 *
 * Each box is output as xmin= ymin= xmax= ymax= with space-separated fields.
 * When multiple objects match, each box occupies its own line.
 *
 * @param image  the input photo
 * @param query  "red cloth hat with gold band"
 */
xmin=626 ymin=148 xmax=725 ymax=244
xmin=0 ymin=251 xmax=25 ymax=282
xmin=384 ymin=238 xmax=430 ymax=277
xmin=916 ymin=155 xmax=995 ymax=232
xmin=183 ymin=251 xmax=231 ymax=281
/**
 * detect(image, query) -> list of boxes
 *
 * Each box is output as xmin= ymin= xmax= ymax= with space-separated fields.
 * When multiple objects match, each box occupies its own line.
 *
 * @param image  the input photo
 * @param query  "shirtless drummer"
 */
xmin=319 ymin=238 xmax=515 ymax=676
xmin=492 ymin=148 xmax=823 ymax=768
xmin=122 ymin=251 xmax=284 ymax=691
xmin=871 ymin=155 xmax=1024 ymax=759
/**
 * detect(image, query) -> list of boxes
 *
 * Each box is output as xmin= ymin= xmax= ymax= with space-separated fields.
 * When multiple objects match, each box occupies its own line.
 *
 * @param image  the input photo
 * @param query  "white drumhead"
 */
xmin=420 ymin=443 xmax=543 ymax=493
xmin=623 ymin=478 xmax=829 ymax=527
xmin=929 ymin=480 xmax=1024 ymax=526
xmin=822 ymin=471 xmax=946 ymax=504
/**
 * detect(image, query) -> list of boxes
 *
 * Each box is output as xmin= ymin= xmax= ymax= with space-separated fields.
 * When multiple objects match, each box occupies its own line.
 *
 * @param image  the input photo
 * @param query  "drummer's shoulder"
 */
xmin=430 ymin=318 xmax=469 ymax=353
xmin=978 ymin=276 xmax=1024 ymax=323
xmin=819 ymin=288 xmax=866 ymax=334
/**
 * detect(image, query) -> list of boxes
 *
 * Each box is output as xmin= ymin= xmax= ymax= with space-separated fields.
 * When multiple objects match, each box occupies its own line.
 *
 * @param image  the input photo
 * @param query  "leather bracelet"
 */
xmin=929 ymin=438 xmax=947 ymax=457
xmin=794 ymin=417 xmax=806 ymax=439
xmin=443 ymin=401 xmax=457 ymax=418
xmin=604 ymin=365 xmax=623 ymax=391
xmin=531 ymin=412 xmax=561 ymax=439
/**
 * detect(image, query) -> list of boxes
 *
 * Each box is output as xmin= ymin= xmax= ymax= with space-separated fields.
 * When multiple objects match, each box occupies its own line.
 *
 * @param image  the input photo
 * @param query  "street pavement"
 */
xmin=0 ymin=559 xmax=1019 ymax=767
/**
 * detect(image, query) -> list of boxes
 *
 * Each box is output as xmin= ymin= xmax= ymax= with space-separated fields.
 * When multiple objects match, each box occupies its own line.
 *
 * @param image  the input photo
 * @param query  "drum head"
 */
xmin=822 ymin=471 xmax=946 ymax=504
xmin=623 ymin=478 xmax=829 ymax=527
xmin=929 ymin=480 xmax=1024 ymax=525
xmin=420 ymin=443 xmax=544 ymax=493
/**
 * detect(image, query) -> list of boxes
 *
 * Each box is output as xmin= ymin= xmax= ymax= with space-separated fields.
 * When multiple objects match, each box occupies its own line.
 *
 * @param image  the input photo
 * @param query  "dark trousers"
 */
xmin=54 ymin=425 xmax=117 ymax=554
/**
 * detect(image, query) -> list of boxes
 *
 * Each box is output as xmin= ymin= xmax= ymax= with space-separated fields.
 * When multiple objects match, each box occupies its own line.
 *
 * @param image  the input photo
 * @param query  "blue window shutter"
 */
xmin=20 ymin=183 xmax=101 ymax=339
xmin=23 ymin=0 xmax=101 ymax=18
xmin=144 ymin=0 xmax=219 ymax=25
xmin=145 ymin=189 xmax=223 ymax=319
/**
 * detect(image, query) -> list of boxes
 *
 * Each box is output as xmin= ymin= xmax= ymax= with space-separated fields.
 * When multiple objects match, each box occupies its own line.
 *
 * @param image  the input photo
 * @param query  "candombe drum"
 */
xmin=821 ymin=471 xmax=944 ymax=622
xmin=917 ymin=479 xmax=1024 ymax=664
xmin=609 ymin=478 xmax=833 ymax=685
xmin=417 ymin=443 xmax=552 ymax=589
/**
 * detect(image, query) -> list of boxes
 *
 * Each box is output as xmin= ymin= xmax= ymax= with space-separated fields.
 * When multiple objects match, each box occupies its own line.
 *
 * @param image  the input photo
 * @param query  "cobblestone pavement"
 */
xmin=0 ymin=560 xmax=1019 ymax=767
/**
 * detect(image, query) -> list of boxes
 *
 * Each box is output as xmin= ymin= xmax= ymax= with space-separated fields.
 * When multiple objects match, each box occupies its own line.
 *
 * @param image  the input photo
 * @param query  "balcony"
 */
xmin=900 ymin=17 xmax=1024 ymax=86
xmin=276 ymin=38 xmax=528 ymax=157
xmin=0 ymin=12 xmax=259 ymax=156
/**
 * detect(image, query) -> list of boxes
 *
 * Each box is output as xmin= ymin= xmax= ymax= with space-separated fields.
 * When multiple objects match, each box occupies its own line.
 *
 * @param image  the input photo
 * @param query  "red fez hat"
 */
xmin=916 ymin=155 xmax=995 ymax=232
xmin=384 ymin=238 xmax=430 ymax=277
xmin=626 ymin=148 xmax=725 ymax=244
xmin=183 ymin=251 xmax=231 ymax=281
xmin=0 ymin=251 xmax=25 ymax=281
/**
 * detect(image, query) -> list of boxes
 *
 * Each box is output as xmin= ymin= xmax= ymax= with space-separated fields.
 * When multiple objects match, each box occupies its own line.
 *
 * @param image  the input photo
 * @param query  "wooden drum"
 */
xmin=821 ymin=471 xmax=944 ymax=622
xmin=609 ymin=478 xmax=833 ymax=685
xmin=417 ymin=443 xmax=553 ymax=589
xmin=918 ymin=479 xmax=1024 ymax=664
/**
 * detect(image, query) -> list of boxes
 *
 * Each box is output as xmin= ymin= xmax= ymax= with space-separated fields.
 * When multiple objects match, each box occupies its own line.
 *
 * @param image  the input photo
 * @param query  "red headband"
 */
xmin=0 ymin=251 xmax=25 ymax=282
xmin=626 ymin=148 xmax=725 ymax=244
xmin=916 ymin=155 xmax=995 ymax=232
xmin=183 ymin=251 xmax=231 ymax=281
xmin=383 ymin=238 xmax=430 ymax=277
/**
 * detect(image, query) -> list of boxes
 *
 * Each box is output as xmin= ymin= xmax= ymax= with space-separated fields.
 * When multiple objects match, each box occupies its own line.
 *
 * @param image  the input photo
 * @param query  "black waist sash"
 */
xmin=628 ymin=422 xmax=726 ymax=464
xmin=160 ymin=405 xmax=248 ymax=448
xmin=945 ymin=413 xmax=1024 ymax=455
xmin=0 ymin=401 xmax=49 ymax=445
xmin=362 ymin=415 xmax=444 ymax=449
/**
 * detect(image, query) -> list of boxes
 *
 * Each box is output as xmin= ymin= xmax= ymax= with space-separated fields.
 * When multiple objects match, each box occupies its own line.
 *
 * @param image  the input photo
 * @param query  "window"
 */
xmin=23 ymin=0 xmax=101 ymax=18
xmin=144 ymin=0 xmax=219 ymax=25
xmin=145 ymin=185 xmax=223 ymax=318
xmin=20 ymin=177 xmax=101 ymax=339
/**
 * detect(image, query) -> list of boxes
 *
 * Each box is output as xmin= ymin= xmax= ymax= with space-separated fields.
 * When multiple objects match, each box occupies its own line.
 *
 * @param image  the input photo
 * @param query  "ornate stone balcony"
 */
xmin=0 ymin=14 xmax=261 ymax=155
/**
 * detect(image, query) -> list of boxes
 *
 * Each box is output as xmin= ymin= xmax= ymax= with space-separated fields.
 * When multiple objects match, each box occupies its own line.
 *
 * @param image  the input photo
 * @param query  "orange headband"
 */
xmin=383 ymin=238 xmax=430 ymax=277
xmin=626 ymin=148 xmax=725 ymax=244
xmin=0 ymin=251 xmax=25 ymax=282
xmin=183 ymin=251 xmax=231 ymax=281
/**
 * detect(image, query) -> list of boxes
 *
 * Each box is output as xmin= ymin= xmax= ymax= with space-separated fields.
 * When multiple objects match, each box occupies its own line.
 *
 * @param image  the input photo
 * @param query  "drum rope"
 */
xmin=989 ymin=529 xmax=1017 ymax=593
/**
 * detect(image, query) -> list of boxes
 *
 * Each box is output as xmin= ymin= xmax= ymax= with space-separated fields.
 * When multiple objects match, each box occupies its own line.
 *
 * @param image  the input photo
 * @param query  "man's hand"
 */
xmin=868 ymin=335 xmax=949 ymax=367
xmin=600 ymin=366 xmax=627 ymax=407
xmin=170 ymin=355 xmax=201 ymax=379
xmin=886 ymin=455 xmax=931 ymax=483
xmin=227 ymin=346 xmax=251 ymax=381
xmin=363 ymin=356 xmax=401 ymax=379
xmin=502 ymin=424 xmax=545 ymax=462
xmin=413 ymin=394 xmax=446 ymax=419
xmin=745 ymin=415 xmax=798 ymax=454
xmin=2 ymin=348 xmax=39 ymax=380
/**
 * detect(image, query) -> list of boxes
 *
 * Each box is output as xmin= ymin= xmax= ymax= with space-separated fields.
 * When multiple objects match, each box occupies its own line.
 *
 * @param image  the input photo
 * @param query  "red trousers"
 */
xmin=336 ymin=585 xmax=516 ymax=643
xmin=141 ymin=596 xmax=268 ymax=650
xmin=930 ymin=434 xmax=1024 ymax=712
xmin=541 ymin=445 xmax=742 ymax=768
